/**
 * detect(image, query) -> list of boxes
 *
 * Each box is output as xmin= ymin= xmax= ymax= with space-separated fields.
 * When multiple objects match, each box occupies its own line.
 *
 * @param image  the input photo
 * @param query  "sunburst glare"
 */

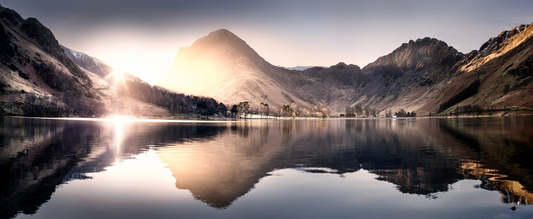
xmin=104 ymin=69 xmax=128 ymax=91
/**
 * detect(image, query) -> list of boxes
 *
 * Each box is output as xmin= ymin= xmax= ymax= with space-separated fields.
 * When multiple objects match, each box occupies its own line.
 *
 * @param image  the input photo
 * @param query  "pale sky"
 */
xmin=1 ymin=0 xmax=532 ymax=85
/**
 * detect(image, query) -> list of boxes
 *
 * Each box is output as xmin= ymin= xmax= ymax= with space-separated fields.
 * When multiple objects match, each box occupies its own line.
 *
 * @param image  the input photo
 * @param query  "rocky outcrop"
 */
xmin=480 ymin=24 xmax=530 ymax=56
xmin=20 ymin=18 xmax=91 ymax=85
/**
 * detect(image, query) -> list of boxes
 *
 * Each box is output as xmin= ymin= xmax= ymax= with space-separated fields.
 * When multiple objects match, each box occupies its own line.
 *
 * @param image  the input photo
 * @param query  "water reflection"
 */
xmin=1 ymin=116 xmax=533 ymax=218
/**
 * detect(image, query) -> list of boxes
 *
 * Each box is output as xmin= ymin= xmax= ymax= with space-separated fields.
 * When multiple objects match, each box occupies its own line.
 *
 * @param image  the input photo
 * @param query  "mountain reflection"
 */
xmin=157 ymin=117 xmax=533 ymax=209
xmin=1 ymin=116 xmax=533 ymax=218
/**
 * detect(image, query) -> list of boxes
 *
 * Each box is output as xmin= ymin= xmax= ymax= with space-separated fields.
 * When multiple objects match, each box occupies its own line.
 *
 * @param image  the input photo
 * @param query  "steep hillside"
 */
xmin=422 ymin=23 xmax=533 ymax=115
xmin=0 ymin=5 xmax=105 ymax=116
xmin=357 ymin=37 xmax=465 ymax=114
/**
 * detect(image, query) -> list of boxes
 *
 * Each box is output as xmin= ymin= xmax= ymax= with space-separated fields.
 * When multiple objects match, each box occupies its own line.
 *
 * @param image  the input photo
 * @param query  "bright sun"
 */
xmin=104 ymin=69 xmax=127 ymax=89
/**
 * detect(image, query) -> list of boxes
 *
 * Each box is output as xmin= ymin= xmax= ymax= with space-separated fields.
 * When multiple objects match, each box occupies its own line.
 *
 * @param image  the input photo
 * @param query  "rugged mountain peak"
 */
xmin=192 ymin=28 xmax=243 ymax=47
xmin=479 ymin=24 xmax=531 ymax=56
xmin=20 ymin=18 xmax=60 ymax=54
xmin=204 ymin=28 xmax=236 ymax=40
xmin=0 ymin=5 xmax=23 ymax=26
xmin=364 ymin=37 xmax=463 ymax=73
xmin=184 ymin=28 xmax=263 ymax=63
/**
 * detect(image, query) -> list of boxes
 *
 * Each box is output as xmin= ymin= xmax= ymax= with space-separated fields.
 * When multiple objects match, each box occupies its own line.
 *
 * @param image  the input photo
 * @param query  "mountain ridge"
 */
xmin=157 ymin=24 xmax=533 ymax=116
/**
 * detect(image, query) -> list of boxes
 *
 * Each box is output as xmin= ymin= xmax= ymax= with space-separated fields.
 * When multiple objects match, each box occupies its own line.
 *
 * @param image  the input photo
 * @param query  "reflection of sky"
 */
xmin=16 ymin=161 xmax=533 ymax=219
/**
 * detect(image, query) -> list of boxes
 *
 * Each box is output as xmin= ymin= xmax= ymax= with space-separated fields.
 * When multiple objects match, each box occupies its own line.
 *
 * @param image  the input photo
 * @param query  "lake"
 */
xmin=1 ymin=116 xmax=533 ymax=219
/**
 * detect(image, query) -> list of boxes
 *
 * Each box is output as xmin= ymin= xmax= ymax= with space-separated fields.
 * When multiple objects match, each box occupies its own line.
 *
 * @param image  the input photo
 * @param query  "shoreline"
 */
xmin=3 ymin=113 xmax=533 ymax=123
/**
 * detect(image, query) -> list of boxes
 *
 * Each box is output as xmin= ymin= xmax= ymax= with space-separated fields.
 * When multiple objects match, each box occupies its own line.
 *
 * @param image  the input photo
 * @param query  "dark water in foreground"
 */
xmin=1 ymin=116 xmax=533 ymax=219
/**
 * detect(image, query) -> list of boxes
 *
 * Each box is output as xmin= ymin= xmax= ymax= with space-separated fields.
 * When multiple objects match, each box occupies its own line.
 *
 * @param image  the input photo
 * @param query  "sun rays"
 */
xmin=104 ymin=69 xmax=128 ymax=91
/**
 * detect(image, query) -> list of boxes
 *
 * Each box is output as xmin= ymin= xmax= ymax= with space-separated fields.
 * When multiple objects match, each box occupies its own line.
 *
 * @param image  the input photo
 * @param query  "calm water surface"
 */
xmin=1 ymin=116 xmax=533 ymax=219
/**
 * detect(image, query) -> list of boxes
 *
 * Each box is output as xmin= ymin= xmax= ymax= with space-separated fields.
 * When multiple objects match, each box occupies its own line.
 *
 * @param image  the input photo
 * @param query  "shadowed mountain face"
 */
xmin=358 ymin=38 xmax=465 ymax=112
xmin=0 ymin=5 xmax=107 ymax=117
xmin=157 ymin=24 xmax=533 ymax=115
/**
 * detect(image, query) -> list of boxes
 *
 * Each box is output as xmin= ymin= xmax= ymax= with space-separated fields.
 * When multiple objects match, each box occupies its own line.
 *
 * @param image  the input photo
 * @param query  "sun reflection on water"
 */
xmin=113 ymin=118 xmax=125 ymax=165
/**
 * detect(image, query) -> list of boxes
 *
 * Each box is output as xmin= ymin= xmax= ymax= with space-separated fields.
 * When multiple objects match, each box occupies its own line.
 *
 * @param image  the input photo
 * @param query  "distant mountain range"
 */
xmin=157 ymin=25 xmax=533 ymax=115
xmin=0 ymin=3 xmax=532 ymax=117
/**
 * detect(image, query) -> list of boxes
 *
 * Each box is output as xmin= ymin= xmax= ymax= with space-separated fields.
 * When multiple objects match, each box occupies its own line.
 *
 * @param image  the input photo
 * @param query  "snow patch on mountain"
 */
xmin=279 ymin=66 xmax=317 ymax=71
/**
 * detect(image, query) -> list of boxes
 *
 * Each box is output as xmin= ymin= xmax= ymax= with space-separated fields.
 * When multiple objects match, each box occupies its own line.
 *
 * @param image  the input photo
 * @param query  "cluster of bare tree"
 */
xmin=343 ymin=105 xmax=377 ymax=117
xmin=230 ymin=101 xmax=250 ymax=118
xmin=117 ymin=79 xmax=227 ymax=115
xmin=385 ymin=109 xmax=416 ymax=117
xmin=280 ymin=103 xmax=301 ymax=117
xmin=259 ymin=102 xmax=270 ymax=118
xmin=306 ymin=104 xmax=332 ymax=118
xmin=277 ymin=103 xmax=332 ymax=118
xmin=226 ymin=101 xmax=333 ymax=119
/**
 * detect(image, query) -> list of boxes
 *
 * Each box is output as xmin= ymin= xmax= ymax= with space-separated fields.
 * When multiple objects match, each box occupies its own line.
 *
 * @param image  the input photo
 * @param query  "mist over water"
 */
xmin=1 ymin=116 xmax=533 ymax=219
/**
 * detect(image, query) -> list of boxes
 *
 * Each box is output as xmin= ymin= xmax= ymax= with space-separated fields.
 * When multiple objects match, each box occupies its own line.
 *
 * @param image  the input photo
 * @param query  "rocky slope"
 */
xmin=0 ymin=5 xmax=107 ymax=116
xmin=353 ymin=24 xmax=533 ymax=116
